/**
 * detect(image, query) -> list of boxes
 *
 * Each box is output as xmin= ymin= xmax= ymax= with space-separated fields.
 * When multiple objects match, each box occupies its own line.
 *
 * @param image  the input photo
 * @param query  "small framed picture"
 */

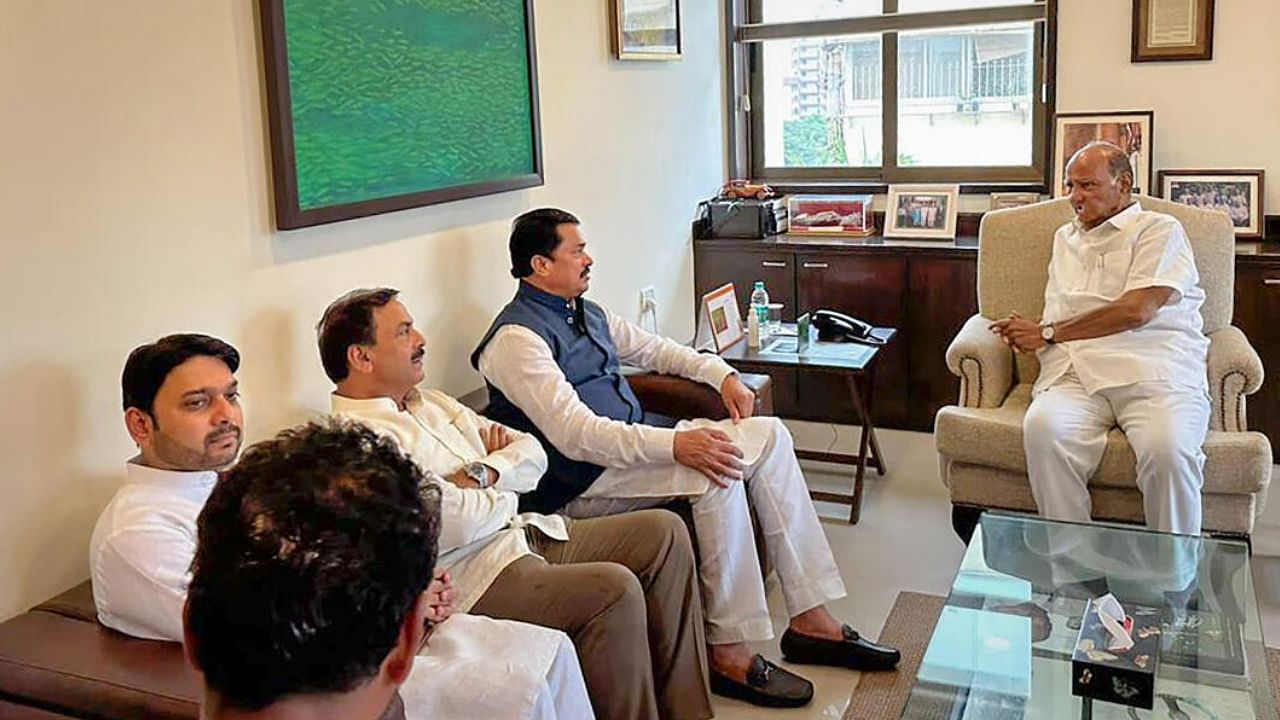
xmin=1159 ymin=169 xmax=1265 ymax=239
xmin=885 ymin=184 xmax=960 ymax=240
xmin=611 ymin=0 xmax=681 ymax=60
xmin=701 ymin=283 xmax=743 ymax=352
xmin=990 ymin=192 xmax=1041 ymax=211
xmin=1132 ymin=0 xmax=1215 ymax=63
xmin=787 ymin=194 xmax=874 ymax=236
xmin=1053 ymin=111 xmax=1153 ymax=198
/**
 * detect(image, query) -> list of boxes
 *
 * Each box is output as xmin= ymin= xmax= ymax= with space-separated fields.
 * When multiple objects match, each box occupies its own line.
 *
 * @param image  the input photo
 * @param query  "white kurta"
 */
xmin=89 ymin=460 xmax=587 ymax=720
xmin=1025 ymin=203 xmax=1210 ymax=535
xmin=478 ymin=308 xmax=847 ymax=644
xmin=331 ymin=389 xmax=568 ymax=612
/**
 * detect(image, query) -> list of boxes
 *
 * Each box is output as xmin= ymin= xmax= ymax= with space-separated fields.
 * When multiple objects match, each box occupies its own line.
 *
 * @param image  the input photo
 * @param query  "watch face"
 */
xmin=1042 ymin=325 xmax=1054 ymax=340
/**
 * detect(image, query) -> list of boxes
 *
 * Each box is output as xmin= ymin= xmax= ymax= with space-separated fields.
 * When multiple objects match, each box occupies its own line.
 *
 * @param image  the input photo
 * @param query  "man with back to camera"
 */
xmin=92 ymin=334 xmax=590 ymax=720
xmin=319 ymin=288 xmax=712 ymax=720
xmin=472 ymin=208 xmax=903 ymax=709
xmin=184 ymin=420 xmax=588 ymax=720
xmin=991 ymin=141 xmax=1211 ymax=535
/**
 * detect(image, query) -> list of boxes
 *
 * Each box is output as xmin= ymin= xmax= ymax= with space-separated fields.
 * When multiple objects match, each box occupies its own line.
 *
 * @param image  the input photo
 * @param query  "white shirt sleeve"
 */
xmin=429 ymin=474 xmax=522 ymax=555
xmin=1123 ymin=217 xmax=1197 ymax=303
xmin=478 ymin=325 xmax=677 ymax=467
xmin=432 ymin=391 xmax=548 ymax=493
xmin=606 ymin=308 xmax=736 ymax=391
xmin=92 ymin=525 xmax=190 ymax=641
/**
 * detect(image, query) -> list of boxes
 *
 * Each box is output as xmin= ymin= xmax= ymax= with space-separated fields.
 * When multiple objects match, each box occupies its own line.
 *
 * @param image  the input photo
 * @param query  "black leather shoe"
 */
xmin=780 ymin=624 xmax=901 ymax=671
xmin=709 ymin=654 xmax=814 ymax=708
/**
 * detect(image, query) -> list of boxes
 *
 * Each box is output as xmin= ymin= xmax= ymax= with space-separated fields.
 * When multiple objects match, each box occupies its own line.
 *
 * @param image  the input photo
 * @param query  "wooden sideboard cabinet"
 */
xmin=694 ymin=236 xmax=977 ymax=431
xmin=695 ymin=236 xmax=1280 ymax=454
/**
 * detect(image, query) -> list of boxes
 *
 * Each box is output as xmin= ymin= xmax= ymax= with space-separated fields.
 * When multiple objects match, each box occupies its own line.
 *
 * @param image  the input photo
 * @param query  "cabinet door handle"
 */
xmin=1265 ymin=278 xmax=1280 ymax=286
xmin=760 ymin=261 xmax=788 ymax=268
xmin=803 ymin=262 xmax=829 ymax=269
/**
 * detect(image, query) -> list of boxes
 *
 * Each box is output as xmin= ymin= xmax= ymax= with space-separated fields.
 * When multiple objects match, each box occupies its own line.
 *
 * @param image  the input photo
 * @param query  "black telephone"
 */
xmin=812 ymin=309 xmax=883 ymax=345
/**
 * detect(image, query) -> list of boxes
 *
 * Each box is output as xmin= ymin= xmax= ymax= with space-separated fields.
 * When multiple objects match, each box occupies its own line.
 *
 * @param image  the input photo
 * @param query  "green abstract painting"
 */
xmin=262 ymin=0 xmax=543 ymax=229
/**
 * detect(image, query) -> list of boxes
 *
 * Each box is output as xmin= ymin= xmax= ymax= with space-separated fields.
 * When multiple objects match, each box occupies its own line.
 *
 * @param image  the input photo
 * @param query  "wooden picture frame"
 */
xmin=701 ymin=283 xmax=744 ymax=352
xmin=885 ymin=184 xmax=960 ymax=240
xmin=1132 ymin=0 xmax=1215 ymax=63
xmin=1158 ymin=169 xmax=1265 ymax=239
xmin=611 ymin=0 xmax=682 ymax=60
xmin=1053 ymin=111 xmax=1154 ymax=198
xmin=260 ymin=0 xmax=544 ymax=230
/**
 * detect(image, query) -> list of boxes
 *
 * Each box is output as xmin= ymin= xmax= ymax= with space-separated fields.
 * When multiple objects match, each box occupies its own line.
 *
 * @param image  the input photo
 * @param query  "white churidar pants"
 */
xmin=1023 ymin=370 xmax=1209 ymax=535
xmin=564 ymin=416 xmax=846 ymax=644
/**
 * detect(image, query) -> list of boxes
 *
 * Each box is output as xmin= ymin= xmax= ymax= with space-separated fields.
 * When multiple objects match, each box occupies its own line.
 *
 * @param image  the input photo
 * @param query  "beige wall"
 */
xmin=0 ymin=1 xmax=726 ymax=620
xmin=1057 ymin=0 xmax=1280 ymax=210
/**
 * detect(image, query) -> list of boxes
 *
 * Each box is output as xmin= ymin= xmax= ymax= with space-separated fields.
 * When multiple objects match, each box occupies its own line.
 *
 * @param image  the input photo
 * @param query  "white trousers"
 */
xmin=1023 ymin=372 xmax=1209 ymax=535
xmin=565 ymin=416 xmax=847 ymax=644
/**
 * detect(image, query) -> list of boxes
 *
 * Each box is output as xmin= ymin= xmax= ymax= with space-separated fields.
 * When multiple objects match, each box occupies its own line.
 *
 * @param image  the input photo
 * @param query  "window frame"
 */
xmin=728 ymin=0 xmax=1058 ymax=192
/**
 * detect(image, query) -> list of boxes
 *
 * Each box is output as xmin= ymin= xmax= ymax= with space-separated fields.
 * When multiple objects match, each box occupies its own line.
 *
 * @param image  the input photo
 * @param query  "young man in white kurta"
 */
xmin=92 ymin=334 xmax=590 ymax=720
xmin=991 ymin=143 xmax=1211 ymax=535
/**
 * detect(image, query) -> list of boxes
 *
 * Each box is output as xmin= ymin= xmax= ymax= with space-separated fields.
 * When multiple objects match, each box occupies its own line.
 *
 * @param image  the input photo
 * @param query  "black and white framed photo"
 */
xmin=885 ymin=184 xmax=960 ymax=240
xmin=1159 ymin=169 xmax=1264 ymax=239
xmin=1053 ymin=111 xmax=1153 ymax=198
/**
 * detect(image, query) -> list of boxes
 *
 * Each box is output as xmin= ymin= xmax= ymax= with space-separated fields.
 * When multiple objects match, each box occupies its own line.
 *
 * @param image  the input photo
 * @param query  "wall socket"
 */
xmin=639 ymin=286 xmax=657 ymax=311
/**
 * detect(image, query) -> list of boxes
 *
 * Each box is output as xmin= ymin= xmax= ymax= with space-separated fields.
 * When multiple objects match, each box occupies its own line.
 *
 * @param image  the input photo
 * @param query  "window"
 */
xmin=732 ymin=0 xmax=1056 ymax=188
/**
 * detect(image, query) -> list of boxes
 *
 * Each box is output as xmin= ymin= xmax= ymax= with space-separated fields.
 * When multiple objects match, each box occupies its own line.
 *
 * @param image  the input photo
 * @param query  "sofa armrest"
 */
xmin=1206 ymin=326 xmax=1265 ymax=433
xmin=626 ymin=372 xmax=773 ymax=421
xmin=945 ymin=314 xmax=1014 ymax=409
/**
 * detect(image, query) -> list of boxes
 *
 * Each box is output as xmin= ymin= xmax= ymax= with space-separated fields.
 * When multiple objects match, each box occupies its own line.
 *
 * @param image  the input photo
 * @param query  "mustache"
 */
xmin=205 ymin=426 xmax=241 ymax=446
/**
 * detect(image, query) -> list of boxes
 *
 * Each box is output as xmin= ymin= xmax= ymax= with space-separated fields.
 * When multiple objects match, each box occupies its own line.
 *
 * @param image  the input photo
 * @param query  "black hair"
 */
xmin=186 ymin=420 xmax=441 ymax=711
xmin=508 ymin=208 xmax=580 ymax=279
xmin=316 ymin=288 xmax=400 ymax=383
xmin=121 ymin=334 xmax=240 ymax=414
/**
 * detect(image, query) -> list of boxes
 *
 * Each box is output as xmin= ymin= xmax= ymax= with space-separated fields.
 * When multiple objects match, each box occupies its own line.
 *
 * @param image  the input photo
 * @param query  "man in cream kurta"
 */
xmin=320 ymin=289 xmax=711 ymax=720
xmin=93 ymin=334 xmax=590 ymax=720
xmin=991 ymin=142 xmax=1211 ymax=535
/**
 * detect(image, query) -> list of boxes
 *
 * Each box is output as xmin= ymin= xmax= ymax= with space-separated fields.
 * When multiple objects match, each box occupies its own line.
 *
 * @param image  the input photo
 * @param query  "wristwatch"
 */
xmin=1040 ymin=322 xmax=1056 ymax=344
xmin=463 ymin=461 xmax=491 ymax=488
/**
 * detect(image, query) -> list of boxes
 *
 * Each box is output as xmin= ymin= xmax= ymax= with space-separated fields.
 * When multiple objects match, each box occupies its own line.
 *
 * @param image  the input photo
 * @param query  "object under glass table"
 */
xmin=901 ymin=512 xmax=1277 ymax=719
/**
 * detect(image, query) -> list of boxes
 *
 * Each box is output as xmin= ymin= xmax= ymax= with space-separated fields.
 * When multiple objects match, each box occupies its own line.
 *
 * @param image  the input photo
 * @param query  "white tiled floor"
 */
xmin=709 ymin=422 xmax=1280 ymax=719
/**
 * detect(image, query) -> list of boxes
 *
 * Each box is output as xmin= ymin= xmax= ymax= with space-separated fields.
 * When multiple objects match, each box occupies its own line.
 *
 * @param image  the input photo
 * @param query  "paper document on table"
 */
xmin=760 ymin=338 xmax=875 ymax=364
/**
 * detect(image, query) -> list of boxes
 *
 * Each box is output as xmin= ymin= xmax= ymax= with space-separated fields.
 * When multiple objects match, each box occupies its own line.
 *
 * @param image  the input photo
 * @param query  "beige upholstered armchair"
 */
xmin=935 ymin=197 xmax=1272 ymax=540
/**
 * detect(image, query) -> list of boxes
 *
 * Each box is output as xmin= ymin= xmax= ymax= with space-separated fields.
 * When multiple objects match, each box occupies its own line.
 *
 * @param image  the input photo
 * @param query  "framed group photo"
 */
xmin=885 ymin=184 xmax=960 ymax=240
xmin=1053 ymin=111 xmax=1153 ymax=198
xmin=1159 ymin=169 xmax=1265 ymax=239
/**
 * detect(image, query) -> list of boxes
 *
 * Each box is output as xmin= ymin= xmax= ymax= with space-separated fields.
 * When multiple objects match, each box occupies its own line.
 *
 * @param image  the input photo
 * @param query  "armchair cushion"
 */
xmin=945 ymin=314 xmax=1015 ymax=409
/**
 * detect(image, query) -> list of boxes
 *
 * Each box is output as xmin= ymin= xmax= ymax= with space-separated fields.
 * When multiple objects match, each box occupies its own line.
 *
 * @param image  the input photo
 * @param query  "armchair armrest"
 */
xmin=1206 ymin=325 xmax=1265 ymax=433
xmin=945 ymin=314 xmax=1014 ymax=409
xmin=626 ymin=372 xmax=773 ymax=421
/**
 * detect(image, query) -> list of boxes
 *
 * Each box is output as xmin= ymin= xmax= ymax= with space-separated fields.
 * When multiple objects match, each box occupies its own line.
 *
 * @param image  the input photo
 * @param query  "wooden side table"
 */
xmin=719 ymin=326 xmax=897 ymax=523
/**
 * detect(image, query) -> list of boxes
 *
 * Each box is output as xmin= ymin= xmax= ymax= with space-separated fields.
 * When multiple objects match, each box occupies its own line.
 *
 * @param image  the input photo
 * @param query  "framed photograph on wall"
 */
xmin=885 ymin=185 xmax=960 ymax=240
xmin=1159 ymin=169 xmax=1265 ymax=239
xmin=788 ymin=194 xmax=874 ymax=236
xmin=1053 ymin=111 xmax=1153 ymax=198
xmin=1132 ymin=0 xmax=1216 ymax=63
xmin=611 ymin=0 xmax=681 ymax=60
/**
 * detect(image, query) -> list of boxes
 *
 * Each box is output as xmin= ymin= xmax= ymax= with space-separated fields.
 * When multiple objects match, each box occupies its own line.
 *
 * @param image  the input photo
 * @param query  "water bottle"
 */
xmin=750 ymin=281 xmax=770 ymax=335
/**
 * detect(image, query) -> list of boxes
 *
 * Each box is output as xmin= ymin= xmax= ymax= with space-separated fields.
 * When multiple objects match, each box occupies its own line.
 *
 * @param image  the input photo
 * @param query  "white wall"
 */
xmin=1056 ymin=0 xmax=1280 ymax=211
xmin=0 ymin=1 xmax=725 ymax=620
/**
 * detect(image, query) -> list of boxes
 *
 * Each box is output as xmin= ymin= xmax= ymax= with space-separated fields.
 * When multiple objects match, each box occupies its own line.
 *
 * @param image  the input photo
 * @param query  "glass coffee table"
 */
xmin=901 ymin=513 xmax=1277 ymax=719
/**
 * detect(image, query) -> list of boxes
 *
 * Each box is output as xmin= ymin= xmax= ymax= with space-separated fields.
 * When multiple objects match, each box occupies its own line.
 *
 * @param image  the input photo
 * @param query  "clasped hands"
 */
xmin=988 ymin=312 xmax=1046 ymax=354
xmin=445 ymin=424 xmax=514 ymax=489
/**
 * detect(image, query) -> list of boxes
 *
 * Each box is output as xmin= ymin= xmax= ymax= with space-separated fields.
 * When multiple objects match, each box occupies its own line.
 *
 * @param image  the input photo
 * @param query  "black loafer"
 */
xmin=780 ymin=624 xmax=901 ymax=671
xmin=709 ymin=654 xmax=814 ymax=708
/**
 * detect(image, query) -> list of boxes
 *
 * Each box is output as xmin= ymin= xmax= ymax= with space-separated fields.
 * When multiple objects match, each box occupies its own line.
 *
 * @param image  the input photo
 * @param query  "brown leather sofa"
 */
xmin=0 ymin=372 xmax=771 ymax=719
